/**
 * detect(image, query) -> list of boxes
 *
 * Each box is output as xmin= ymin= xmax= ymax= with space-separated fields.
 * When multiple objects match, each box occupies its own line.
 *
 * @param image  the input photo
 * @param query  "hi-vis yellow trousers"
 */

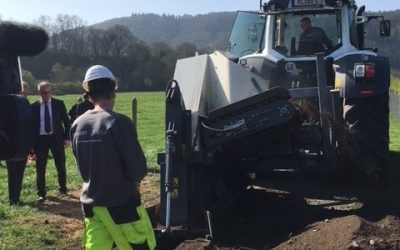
xmin=83 ymin=205 xmax=156 ymax=250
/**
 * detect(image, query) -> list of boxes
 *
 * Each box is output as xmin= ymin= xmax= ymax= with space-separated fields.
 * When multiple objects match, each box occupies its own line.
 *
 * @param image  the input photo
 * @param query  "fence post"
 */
xmin=131 ymin=97 xmax=137 ymax=133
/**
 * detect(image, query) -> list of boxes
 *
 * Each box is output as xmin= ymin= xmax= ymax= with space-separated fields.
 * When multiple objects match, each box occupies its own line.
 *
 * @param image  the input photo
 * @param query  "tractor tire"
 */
xmin=342 ymin=92 xmax=390 ymax=183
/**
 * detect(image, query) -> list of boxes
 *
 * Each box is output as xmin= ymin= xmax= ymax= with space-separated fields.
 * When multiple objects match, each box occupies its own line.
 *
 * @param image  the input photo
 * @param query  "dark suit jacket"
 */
xmin=68 ymin=99 xmax=94 ymax=125
xmin=31 ymin=98 xmax=70 ymax=146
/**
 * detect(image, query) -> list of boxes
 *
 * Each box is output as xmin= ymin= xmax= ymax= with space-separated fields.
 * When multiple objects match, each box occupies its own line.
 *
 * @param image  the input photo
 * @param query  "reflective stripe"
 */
xmin=83 ymin=205 xmax=156 ymax=250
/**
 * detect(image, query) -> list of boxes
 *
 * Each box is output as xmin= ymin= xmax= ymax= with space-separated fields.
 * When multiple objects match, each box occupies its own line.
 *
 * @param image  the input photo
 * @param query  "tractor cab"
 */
xmin=226 ymin=0 xmax=390 ymax=61
xmin=226 ymin=0 xmax=391 ymax=92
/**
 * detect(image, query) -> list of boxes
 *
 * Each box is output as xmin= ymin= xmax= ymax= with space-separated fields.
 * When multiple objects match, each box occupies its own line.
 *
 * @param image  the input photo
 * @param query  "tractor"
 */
xmin=157 ymin=0 xmax=391 ymax=236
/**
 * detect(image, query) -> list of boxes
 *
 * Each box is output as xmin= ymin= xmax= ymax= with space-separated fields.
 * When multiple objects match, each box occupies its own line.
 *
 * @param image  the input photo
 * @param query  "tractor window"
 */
xmin=226 ymin=11 xmax=266 ymax=59
xmin=273 ymin=11 xmax=342 ymax=57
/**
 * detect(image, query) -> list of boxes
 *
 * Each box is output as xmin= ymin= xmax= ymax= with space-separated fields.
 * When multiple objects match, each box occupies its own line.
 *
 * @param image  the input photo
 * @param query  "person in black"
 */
xmin=6 ymin=81 xmax=29 ymax=205
xmin=31 ymin=81 xmax=70 ymax=202
xmin=298 ymin=17 xmax=333 ymax=55
xmin=68 ymin=93 xmax=94 ymax=124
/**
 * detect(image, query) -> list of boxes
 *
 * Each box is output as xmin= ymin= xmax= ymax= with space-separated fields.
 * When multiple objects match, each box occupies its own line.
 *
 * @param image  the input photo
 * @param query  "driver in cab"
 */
xmin=297 ymin=17 xmax=333 ymax=55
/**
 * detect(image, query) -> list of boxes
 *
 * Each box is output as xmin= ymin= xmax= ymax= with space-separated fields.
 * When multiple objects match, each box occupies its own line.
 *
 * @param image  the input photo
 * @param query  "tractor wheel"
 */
xmin=195 ymin=164 xmax=249 ymax=212
xmin=342 ymin=92 xmax=390 ymax=183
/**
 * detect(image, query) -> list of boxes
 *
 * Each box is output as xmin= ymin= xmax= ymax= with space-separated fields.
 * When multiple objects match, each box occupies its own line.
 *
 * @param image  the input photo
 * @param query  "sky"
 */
xmin=0 ymin=0 xmax=399 ymax=25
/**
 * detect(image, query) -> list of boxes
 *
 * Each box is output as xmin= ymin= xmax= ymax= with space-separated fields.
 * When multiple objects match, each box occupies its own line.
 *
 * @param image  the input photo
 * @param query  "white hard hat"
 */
xmin=82 ymin=65 xmax=118 ymax=91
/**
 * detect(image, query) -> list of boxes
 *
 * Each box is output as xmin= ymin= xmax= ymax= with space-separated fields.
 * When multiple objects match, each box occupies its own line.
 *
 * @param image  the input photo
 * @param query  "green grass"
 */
xmin=0 ymin=205 xmax=59 ymax=249
xmin=388 ymin=115 xmax=400 ymax=191
xmin=389 ymin=115 xmax=400 ymax=151
xmin=391 ymin=77 xmax=400 ymax=94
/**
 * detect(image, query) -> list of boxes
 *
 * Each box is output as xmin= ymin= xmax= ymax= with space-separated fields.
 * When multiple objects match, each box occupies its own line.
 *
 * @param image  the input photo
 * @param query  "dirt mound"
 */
xmin=353 ymin=215 xmax=400 ymax=250
xmin=274 ymin=215 xmax=400 ymax=250
xmin=176 ymin=239 xmax=212 ymax=250
xmin=171 ymin=214 xmax=400 ymax=250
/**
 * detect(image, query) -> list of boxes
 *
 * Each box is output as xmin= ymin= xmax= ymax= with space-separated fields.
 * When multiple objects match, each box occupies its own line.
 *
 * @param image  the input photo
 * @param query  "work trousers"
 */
xmin=34 ymin=135 xmax=67 ymax=197
xmin=6 ymin=159 xmax=27 ymax=204
xmin=83 ymin=204 xmax=156 ymax=250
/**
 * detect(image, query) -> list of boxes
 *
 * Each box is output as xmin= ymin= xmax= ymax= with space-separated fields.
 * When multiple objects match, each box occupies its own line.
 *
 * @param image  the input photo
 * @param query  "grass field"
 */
xmin=0 ymin=91 xmax=399 ymax=249
xmin=391 ymin=77 xmax=400 ymax=93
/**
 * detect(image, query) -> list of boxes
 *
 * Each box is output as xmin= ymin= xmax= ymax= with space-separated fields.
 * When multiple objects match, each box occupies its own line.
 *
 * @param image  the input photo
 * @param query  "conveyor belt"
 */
xmin=202 ymin=87 xmax=297 ymax=148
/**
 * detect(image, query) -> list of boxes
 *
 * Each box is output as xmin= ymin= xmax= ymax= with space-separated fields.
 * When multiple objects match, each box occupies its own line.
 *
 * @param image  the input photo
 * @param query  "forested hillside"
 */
xmin=20 ymin=10 xmax=400 ymax=94
xmin=94 ymin=12 xmax=235 ymax=50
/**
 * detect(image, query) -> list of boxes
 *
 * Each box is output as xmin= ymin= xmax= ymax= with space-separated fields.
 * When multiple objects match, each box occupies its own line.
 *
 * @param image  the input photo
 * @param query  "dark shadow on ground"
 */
xmin=356 ymin=150 xmax=400 ymax=220
xmin=35 ymin=194 xmax=82 ymax=221
xmin=209 ymin=151 xmax=400 ymax=249
xmin=211 ymin=178 xmax=356 ymax=249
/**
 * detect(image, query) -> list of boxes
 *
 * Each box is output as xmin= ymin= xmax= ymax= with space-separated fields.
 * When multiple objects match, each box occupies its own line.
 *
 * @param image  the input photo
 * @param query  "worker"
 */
xmin=70 ymin=65 xmax=156 ymax=250
xmin=68 ymin=92 xmax=94 ymax=124
xmin=298 ymin=17 xmax=333 ymax=55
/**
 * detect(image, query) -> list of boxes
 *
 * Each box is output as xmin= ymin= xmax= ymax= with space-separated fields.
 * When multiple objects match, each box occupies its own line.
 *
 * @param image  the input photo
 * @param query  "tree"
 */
xmin=176 ymin=42 xmax=197 ymax=59
xmin=86 ymin=27 xmax=105 ymax=57
xmin=52 ymin=14 xmax=86 ymax=55
xmin=50 ymin=63 xmax=83 ymax=83
xmin=21 ymin=70 xmax=37 ymax=92
xmin=103 ymin=25 xmax=136 ymax=57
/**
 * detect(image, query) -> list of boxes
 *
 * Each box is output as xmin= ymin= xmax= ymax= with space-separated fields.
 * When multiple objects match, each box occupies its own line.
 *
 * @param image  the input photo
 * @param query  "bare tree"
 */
xmin=53 ymin=14 xmax=86 ymax=55
xmin=102 ymin=25 xmax=136 ymax=57
xmin=86 ymin=27 xmax=105 ymax=57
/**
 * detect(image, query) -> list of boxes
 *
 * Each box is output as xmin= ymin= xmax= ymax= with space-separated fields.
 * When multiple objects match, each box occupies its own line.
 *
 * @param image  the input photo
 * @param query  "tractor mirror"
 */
xmin=355 ymin=5 xmax=367 ymax=24
xmin=380 ymin=20 xmax=391 ymax=37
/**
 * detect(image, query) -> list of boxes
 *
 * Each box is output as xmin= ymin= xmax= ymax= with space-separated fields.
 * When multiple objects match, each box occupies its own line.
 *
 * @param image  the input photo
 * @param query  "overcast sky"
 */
xmin=0 ymin=0 xmax=399 ymax=25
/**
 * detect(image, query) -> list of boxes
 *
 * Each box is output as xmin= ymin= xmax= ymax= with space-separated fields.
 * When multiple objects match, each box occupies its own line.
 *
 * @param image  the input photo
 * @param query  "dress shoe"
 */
xmin=37 ymin=196 xmax=46 ymax=202
xmin=59 ymin=189 xmax=68 ymax=197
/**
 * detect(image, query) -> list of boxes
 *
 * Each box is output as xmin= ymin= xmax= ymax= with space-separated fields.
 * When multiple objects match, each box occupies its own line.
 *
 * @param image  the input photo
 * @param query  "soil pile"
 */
xmin=275 ymin=215 xmax=400 ymax=250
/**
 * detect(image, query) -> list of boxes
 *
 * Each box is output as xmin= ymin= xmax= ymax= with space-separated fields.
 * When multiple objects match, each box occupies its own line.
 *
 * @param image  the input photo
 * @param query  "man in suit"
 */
xmin=31 ymin=81 xmax=70 ymax=202
xmin=6 ymin=81 xmax=30 ymax=205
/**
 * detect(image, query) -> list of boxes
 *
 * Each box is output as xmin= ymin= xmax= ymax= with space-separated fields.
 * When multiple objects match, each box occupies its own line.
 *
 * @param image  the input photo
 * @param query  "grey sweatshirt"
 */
xmin=70 ymin=109 xmax=147 ymax=207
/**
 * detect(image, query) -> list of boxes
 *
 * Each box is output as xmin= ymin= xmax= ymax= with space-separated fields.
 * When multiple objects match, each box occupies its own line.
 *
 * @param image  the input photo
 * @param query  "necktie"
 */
xmin=44 ymin=102 xmax=51 ymax=133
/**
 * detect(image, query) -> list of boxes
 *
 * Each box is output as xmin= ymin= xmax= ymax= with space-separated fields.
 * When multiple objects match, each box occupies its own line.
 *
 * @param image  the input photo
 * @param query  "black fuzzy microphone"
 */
xmin=0 ymin=22 xmax=49 ymax=57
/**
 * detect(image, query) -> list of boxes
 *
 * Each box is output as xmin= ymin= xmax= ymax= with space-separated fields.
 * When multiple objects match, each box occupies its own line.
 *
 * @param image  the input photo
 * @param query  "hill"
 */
xmin=94 ymin=12 xmax=236 ymax=50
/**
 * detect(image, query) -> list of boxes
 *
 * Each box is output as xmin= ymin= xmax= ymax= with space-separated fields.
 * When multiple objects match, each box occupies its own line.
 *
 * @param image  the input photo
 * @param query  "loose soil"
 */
xmin=171 ymin=174 xmax=400 ymax=250
xmin=36 ymin=189 xmax=82 ymax=250
xmin=36 ymin=173 xmax=400 ymax=250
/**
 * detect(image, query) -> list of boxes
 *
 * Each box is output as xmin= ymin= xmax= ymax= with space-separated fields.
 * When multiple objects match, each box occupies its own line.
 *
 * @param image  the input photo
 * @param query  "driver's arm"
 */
xmin=320 ymin=29 xmax=333 ymax=49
